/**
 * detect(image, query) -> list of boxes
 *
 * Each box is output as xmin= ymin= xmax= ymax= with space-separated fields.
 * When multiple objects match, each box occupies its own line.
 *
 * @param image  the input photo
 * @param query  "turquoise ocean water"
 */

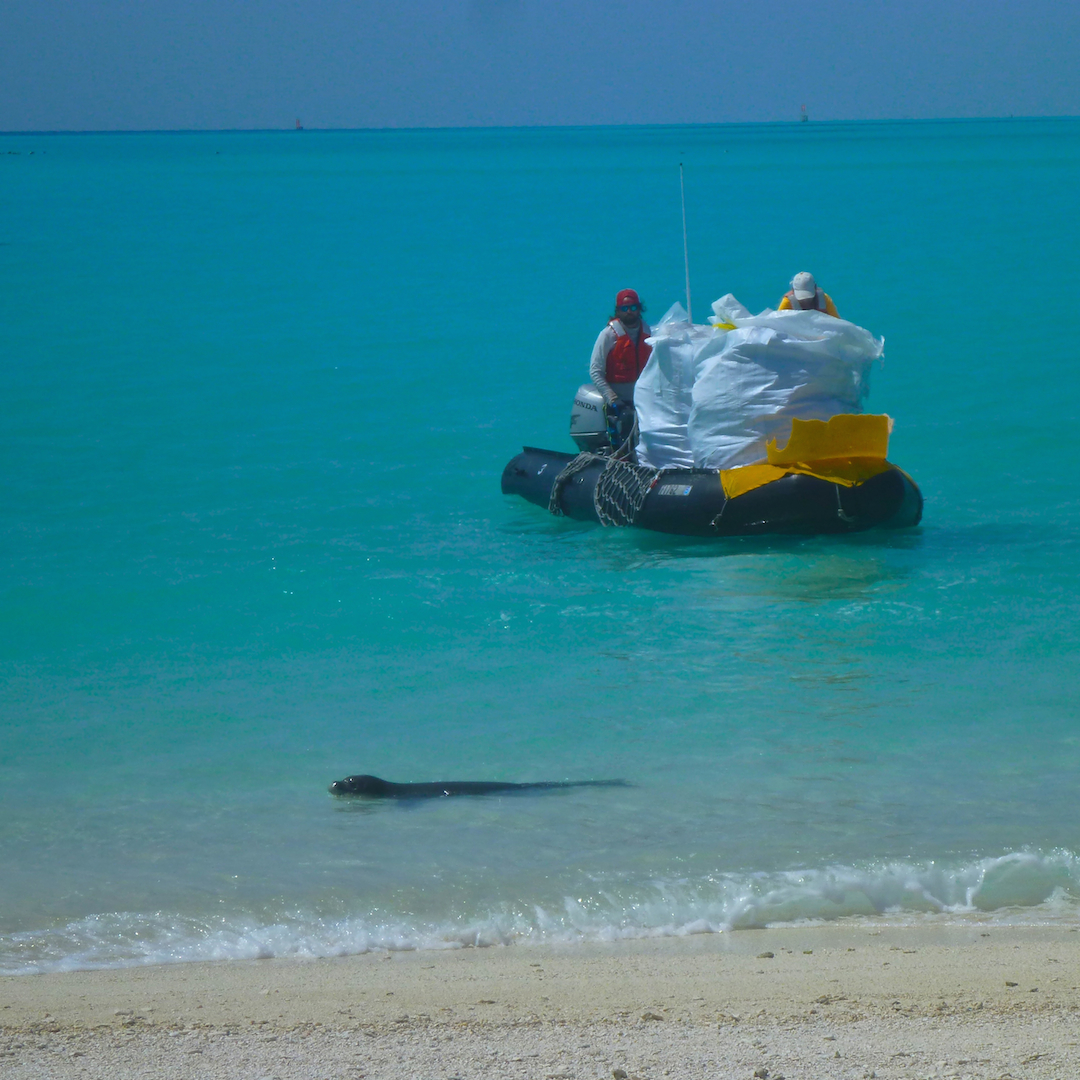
xmin=2 ymin=119 xmax=1079 ymax=974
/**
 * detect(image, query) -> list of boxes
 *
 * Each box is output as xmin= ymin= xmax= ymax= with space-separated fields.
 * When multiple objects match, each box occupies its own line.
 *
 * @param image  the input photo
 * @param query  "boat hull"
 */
xmin=501 ymin=448 xmax=923 ymax=537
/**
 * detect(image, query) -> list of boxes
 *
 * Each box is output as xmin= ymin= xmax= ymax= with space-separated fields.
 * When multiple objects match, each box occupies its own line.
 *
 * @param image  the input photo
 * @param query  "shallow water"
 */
xmin=2 ymin=119 xmax=1079 ymax=973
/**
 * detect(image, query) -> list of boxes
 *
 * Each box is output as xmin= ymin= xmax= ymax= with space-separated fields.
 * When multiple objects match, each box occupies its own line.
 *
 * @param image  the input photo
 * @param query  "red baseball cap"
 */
xmin=616 ymin=289 xmax=641 ymax=307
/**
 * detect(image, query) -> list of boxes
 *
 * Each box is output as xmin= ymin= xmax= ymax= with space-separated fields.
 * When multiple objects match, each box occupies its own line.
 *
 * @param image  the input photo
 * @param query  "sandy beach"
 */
xmin=3 ymin=924 xmax=1078 ymax=1079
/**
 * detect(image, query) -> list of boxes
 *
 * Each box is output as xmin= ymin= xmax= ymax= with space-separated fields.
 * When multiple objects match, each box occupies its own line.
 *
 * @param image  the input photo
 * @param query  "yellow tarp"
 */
xmin=768 ymin=413 xmax=892 ymax=464
xmin=720 ymin=414 xmax=893 ymax=500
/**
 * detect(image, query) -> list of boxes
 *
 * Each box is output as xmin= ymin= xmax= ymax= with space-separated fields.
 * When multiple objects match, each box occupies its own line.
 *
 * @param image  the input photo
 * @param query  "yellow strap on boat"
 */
xmin=720 ymin=414 xmax=894 ymax=500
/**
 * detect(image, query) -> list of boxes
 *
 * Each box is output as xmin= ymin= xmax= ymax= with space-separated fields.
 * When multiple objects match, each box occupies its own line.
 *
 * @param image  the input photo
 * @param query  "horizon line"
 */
xmin=2 ymin=114 xmax=1076 ymax=137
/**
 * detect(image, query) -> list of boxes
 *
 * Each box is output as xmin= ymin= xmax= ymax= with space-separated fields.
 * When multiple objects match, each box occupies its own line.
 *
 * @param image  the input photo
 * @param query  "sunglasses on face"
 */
xmin=617 ymin=303 xmax=640 ymax=312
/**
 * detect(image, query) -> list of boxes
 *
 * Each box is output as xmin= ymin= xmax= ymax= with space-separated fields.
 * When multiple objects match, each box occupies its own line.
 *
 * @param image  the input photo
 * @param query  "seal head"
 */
xmin=328 ymin=774 xmax=391 ymax=796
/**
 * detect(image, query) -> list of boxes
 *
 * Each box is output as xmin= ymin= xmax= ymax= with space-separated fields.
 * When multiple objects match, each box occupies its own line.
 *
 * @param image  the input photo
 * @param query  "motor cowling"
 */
xmin=569 ymin=383 xmax=610 ymax=452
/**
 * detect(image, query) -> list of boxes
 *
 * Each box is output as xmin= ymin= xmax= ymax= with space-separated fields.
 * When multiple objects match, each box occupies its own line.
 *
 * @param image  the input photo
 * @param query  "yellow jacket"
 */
xmin=778 ymin=291 xmax=840 ymax=318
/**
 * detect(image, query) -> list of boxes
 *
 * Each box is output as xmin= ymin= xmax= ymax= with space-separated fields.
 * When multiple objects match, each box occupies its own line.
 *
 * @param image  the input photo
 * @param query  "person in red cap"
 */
xmin=589 ymin=289 xmax=651 ymax=445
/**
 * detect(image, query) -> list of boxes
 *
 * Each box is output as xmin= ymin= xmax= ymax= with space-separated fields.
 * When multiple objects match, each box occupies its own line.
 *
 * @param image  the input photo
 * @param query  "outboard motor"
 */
xmin=570 ymin=383 xmax=635 ymax=452
xmin=569 ymin=383 xmax=610 ymax=452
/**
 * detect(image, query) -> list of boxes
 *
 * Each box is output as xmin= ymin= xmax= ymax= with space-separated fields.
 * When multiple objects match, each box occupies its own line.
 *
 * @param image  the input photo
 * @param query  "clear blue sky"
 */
xmin=3 ymin=0 xmax=1079 ymax=131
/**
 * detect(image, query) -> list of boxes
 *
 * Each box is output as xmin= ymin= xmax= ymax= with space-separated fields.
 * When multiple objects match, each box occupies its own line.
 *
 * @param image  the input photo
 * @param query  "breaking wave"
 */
xmin=4 ymin=850 xmax=1078 ymax=975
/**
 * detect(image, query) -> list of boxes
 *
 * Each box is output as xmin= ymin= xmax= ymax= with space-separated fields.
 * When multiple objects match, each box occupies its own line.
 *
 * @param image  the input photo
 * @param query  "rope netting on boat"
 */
xmin=548 ymin=422 xmax=660 ymax=526
xmin=592 ymin=457 xmax=661 ymax=526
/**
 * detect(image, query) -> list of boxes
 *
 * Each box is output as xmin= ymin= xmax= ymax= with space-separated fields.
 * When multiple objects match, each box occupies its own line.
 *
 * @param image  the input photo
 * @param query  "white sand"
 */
xmin=3 ymin=925 xmax=1079 ymax=1078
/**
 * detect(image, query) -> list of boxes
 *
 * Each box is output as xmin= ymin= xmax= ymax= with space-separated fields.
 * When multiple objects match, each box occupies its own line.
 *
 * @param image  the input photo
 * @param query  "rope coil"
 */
xmin=548 ymin=419 xmax=660 ymax=526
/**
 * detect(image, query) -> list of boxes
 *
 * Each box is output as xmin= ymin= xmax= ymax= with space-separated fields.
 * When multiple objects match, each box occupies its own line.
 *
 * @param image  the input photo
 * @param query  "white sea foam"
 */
xmin=3 ymin=850 xmax=1077 ymax=976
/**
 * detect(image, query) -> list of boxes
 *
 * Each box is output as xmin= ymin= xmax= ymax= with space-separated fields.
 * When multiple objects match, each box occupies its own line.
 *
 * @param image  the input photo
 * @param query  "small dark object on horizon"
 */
xmin=328 ymin=774 xmax=630 ymax=798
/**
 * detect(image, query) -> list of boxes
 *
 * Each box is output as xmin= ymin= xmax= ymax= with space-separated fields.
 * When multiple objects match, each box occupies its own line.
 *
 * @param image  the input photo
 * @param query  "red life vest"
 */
xmin=604 ymin=320 xmax=652 ymax=384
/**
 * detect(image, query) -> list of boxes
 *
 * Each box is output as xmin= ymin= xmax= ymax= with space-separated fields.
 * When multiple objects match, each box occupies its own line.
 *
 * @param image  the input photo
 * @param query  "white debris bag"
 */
xmin=634 ymin=295 xmax=883 ymax=471
xmin=633 ymin=303 xmax=728 ymax=470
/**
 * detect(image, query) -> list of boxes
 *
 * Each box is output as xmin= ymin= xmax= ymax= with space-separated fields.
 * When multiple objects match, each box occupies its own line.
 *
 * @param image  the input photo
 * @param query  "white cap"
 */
xmin=792 ymin=272 xmax=816 ymax=301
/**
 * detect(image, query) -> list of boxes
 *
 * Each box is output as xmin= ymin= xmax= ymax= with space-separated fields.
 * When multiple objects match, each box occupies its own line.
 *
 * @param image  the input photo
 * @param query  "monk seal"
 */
xmin=328 ymin=774 xmax=628 ymax=798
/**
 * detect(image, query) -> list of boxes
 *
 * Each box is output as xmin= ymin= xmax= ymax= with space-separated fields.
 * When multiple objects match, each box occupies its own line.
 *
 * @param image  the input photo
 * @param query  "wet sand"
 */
xmin=3 ymin=924 xmax=1079 ymax=1079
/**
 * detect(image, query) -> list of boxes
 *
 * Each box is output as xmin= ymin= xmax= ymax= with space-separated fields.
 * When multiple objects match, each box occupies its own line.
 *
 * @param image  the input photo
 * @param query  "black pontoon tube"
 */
xmin=501 ymin=447 xmax=923 ymax=538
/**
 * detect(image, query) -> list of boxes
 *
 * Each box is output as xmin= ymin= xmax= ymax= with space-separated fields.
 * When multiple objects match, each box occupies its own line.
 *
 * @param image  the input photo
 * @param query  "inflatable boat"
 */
xmin=501 ymin=385 xmax=923 ymax=538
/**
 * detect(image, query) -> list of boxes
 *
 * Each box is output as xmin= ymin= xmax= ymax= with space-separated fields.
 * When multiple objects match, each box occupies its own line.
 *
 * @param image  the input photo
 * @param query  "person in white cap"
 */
xmin=778 ymin=272 xmax=840 ymax=317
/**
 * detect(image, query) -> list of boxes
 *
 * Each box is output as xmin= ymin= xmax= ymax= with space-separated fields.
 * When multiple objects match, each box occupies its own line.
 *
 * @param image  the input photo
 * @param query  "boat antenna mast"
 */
xmin=679 ymin=162 xmax=692 ymax=323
